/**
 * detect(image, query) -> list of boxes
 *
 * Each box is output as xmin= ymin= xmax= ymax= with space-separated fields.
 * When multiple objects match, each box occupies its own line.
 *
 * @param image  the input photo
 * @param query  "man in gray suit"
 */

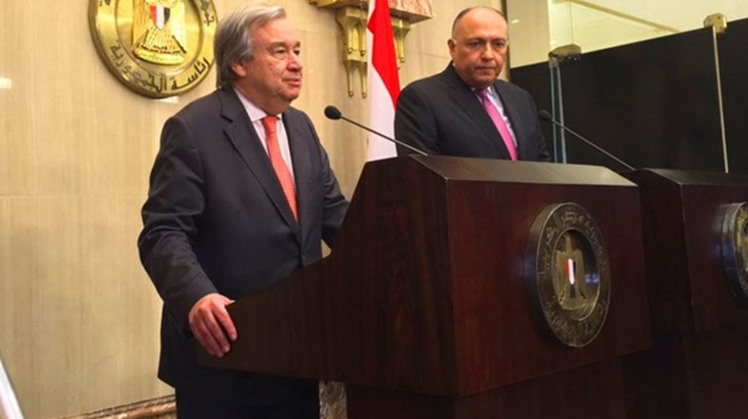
xmin=138 ymin=4 xmax=348 ymax=418
xmin=395 ymin=6 xmax=551 ymax=161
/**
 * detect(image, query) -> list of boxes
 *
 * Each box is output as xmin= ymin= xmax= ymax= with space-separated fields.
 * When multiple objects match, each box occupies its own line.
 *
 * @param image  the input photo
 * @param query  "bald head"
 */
xmin=451 ymin=6 xmax=507 ymax=38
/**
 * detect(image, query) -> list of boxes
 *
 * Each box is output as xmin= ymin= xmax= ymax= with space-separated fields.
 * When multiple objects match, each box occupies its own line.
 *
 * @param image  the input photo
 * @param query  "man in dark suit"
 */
xmin=395 ymin=6 xmax=551 ymax=161
xmin=137 ymin=4 xmax=348 ymax=418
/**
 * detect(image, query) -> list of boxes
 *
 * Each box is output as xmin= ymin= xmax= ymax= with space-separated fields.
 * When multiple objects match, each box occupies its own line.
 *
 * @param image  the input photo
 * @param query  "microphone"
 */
xmin=538 ymin=110 xmax=635 ymax=171
xmin=324 ymin=105 xmax=428 ymax=156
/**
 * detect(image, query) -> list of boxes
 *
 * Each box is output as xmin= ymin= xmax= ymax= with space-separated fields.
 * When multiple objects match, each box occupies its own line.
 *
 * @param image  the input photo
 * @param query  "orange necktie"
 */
xmin=261 ymin=116 xmax=298 ymax=221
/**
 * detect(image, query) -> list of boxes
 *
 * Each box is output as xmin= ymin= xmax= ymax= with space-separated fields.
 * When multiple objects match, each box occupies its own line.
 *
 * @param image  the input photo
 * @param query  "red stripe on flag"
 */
xmin=368 ymin=0 xmax=400 ymax=108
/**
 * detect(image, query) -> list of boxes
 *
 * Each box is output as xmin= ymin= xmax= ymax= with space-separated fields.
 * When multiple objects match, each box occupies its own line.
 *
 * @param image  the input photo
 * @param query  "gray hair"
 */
xmin=214 ymin=3 xmax=286 ymax=89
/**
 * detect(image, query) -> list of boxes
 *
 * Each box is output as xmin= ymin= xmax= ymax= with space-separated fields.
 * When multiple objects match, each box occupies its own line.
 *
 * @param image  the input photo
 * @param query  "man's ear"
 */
xmin=447 ymin=39 xmax=456 ymax=57
xmin=230 ymin=60 xmax=247 ymax=78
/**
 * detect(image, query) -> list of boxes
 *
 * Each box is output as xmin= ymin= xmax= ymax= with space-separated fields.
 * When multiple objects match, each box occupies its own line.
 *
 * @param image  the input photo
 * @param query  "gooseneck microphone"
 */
xmin=538 ymin=110 xmax=635 ymax=171
xmin=324 ymin=105 xmax=428 ymax=156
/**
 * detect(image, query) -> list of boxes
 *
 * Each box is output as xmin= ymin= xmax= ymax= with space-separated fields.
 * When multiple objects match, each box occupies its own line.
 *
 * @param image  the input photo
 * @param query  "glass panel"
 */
xmin=508 ymin=0 xmax=748 ymax=67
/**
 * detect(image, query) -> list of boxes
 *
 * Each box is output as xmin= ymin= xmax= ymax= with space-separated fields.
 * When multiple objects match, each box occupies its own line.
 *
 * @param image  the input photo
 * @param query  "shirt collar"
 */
xmin=473 ymin=85 xmax=497 ymax=99
xmin=233 ymin=88 xmax=280 ymax=123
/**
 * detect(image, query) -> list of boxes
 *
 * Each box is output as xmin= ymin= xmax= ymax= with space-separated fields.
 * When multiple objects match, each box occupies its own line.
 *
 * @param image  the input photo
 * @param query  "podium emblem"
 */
xmin=721 ymin=202 xmax=748 ymax=305
xmin=88 ymin=0 xmax=217 ymax=98
xmin=527 ymin=203 xmax=611 ymax=348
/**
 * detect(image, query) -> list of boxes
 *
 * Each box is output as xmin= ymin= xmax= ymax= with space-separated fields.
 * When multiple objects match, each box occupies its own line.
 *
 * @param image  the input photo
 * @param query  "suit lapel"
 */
xmin=220 ymin=90 xmax=302 ymax=241
xmin=442 ymin=65 xmax=511 ymax=159
xmin=284 ymin=111 xmax=313 ymax=242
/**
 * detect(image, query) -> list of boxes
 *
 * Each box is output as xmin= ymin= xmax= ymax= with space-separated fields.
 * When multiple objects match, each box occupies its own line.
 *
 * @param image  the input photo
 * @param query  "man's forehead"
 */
xmin=454 ymin=23 xmax=507 ymax=40
xmin=252 ymin=19 xmax=299 ymax=41
xmin=251 ymin=17 xmax=293 ymax=34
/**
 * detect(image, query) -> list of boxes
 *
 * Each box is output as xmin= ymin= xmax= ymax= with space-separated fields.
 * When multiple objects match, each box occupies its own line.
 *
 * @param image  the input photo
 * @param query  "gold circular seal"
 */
xmin=721 ymin=202 xmax=748 ymax=305
xmin=88 ymin=0 xmax=217 ymax=98
xmin=527 ymin=202 xmax=612 ymax=348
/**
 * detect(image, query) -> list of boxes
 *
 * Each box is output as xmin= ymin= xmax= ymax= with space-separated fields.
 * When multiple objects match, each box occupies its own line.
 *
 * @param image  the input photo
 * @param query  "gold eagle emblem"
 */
xmin=132 ymin=0 xmax=188 ymax=65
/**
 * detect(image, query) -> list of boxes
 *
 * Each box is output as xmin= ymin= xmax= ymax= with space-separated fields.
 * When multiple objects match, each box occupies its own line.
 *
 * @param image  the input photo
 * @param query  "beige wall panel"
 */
xmin=0 ymin=195 xmax=170 ymax=418
xmin=0 ymin=0 xmax=496 ymax=418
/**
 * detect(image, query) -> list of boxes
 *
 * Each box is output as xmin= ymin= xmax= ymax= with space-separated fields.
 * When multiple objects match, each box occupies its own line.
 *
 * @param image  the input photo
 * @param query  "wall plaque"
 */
xmin=89 ymin=0 xmax=217 ymax=98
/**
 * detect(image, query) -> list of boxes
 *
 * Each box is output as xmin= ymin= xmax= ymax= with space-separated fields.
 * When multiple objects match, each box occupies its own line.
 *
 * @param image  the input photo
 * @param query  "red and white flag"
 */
xmin=366 ymin=0 xmax=400 ymax=161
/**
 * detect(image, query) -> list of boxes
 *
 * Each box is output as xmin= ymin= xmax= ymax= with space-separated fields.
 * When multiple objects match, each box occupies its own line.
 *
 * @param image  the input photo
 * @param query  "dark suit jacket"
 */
xmin=395 ymin=64 xmax=551 ymax=161
xmin=138 ymin=88 xmax=348 ymax=402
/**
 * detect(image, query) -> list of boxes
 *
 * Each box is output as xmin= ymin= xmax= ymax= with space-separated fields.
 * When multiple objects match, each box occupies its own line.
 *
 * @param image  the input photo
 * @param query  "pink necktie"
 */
xmin=261 ymin=116 xmax=298 ymax=221
xmin=478 ymin=89 xmax=518 ymax=161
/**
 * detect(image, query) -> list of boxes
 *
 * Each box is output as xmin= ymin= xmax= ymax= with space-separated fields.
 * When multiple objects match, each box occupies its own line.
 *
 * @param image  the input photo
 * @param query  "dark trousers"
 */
xmin=175 ymin=379 xmax=319 ymax=419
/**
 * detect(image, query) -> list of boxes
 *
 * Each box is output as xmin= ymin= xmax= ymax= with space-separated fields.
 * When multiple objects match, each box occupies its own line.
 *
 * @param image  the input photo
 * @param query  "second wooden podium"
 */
xmin=622 ymin=169 xmax=748 ymax=419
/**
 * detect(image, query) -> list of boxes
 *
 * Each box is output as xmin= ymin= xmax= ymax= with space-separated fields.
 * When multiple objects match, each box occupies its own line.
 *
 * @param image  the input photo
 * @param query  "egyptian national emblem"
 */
xmin=88 ymin=0 xmax=216 ymax=98
xmin=721 ymin=202 xmax=748 ymax=305
xmin=527 ymin=202 xmax=611 ymax=348
xmin=133 ymin=0 xmax=187 ymax=65
xmin=553 ymin=234 xmax=592 ymax=317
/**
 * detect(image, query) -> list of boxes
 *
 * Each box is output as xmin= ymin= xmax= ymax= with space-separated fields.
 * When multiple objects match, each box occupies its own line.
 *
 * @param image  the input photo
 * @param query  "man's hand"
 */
xmin=188 ymin=293 xmax=237 ymax=358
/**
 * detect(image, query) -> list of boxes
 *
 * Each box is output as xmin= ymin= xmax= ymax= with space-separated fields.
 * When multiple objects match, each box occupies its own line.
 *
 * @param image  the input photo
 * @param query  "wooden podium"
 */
xmin=622 ymin=169 xmax=748 ymax=419
xmin=201 ymin=156 xmax=651 ymax=418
